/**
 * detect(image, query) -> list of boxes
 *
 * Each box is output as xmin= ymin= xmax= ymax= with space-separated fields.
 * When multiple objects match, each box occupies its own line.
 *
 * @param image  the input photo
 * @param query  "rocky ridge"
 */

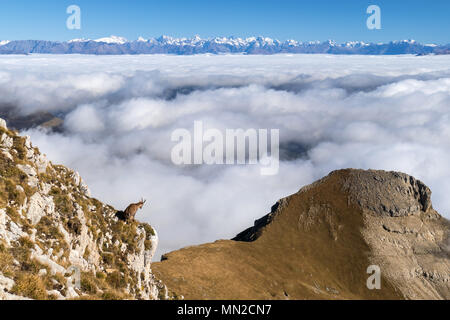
xmin=154 ymin=169 xmax=449 ymax=300
xmin=0 ymin=118 xmax=166 ymax=300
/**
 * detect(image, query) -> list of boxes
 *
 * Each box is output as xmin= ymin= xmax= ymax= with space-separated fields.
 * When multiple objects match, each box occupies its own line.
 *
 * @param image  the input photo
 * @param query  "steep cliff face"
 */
xmin=344 ymin=170 xmax=450 ymax=299
xmin=0 ymin=119 xmax=166 ymax=300
xmin=153 ymin=169 xmax=449 ymax=300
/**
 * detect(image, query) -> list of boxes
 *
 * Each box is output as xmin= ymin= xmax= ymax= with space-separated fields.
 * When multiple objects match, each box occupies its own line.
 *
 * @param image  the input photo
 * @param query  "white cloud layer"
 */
xmin=1 ymin=54 xmax=449 ymax=258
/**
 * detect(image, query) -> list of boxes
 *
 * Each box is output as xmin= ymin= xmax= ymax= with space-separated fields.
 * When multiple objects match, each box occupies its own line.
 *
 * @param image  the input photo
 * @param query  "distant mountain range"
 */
xmin=0 ymin=36 xmax=449 ymax=55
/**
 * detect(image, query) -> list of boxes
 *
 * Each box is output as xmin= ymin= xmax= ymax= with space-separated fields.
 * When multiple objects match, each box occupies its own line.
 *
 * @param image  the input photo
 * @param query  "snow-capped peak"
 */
xmin=0 ymin=40 xmax=10 ymax=46
xmin=94 ymin=35 xmax=128 ymax=44
xmin=393 ymin=39 xmax=417 ymax=44
xmin=68 ymin=38 xmax=91 ymax=43
xmin=326 ymin=39 xmax=337 ymax=46
xmin=344 ymin=41 xmax=369 ymax=48
xmin=137 ymin=36 xmax=147 ymax=42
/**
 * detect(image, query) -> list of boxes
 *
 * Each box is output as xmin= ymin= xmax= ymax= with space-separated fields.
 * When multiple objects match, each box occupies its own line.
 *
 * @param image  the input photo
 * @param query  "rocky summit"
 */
xmin=153 ymin=169 xmax=450 ymax=300
xmin=0 ymin=118 xmax=167 ymax=300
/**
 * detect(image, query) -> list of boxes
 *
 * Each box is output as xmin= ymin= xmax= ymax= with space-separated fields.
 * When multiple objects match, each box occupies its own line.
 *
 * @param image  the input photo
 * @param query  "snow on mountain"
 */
xmin=68 ymin=38 xmax=91 ymax=43
xmin=344 ymin=41 xmax=369 ymax=48
xmin=94 ymin=35 xmax=128 ymax=44
xmin=0 ymin=36 xmax=447 ymax=55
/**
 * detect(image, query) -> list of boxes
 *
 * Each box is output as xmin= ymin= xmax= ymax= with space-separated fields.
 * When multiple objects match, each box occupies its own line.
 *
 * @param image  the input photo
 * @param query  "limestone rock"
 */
xmin=31 ymin=249 xmax=66 ymax=276
xmin=0 ymin=133 xmax=13 ymax=149
xmin=27 ymin=193 xmax=55 ymax=225
xmin=17 ymin=164 xmax=39 ymax=188
xmin=0 ymin=118 xmax=166 ymax=300
xmin=0 ymin=274 xmax=14 ymax=292
xmin=71 ymin=171 xmax=91 ymax=197
xmin=2 ymin=150 xmax=13 ymax=161
xmin=342 ymin=170 xmax=433 ymax=217
xmin=0 ymin=119 xmax=7 ymax=130
xmin=34 ymin=153 xmax=49 ymax=174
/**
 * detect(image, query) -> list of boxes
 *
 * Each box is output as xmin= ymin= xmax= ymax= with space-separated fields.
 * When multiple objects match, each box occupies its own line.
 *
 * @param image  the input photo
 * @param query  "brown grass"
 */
xmin=106 ymin=271 xmax=127 ymax=290
xmin=101 ymin=289 xmax=127 ymax=300
xmin=12 ymin=274 xmax=48 ymax=300
xmin=0 ymin=251 xmax=13 ymax=276
xmin=80 ymin=272 xmax=98 ymax=294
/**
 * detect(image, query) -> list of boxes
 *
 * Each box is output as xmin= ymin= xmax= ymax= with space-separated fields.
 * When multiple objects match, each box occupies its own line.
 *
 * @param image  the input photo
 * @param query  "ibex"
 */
xmin=123 ymin=198 xmax=147 ymax=221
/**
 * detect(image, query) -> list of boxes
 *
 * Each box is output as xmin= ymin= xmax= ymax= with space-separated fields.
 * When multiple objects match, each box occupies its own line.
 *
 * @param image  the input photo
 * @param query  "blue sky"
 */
xmin=0 ymin=0 xmax=449 ymax=43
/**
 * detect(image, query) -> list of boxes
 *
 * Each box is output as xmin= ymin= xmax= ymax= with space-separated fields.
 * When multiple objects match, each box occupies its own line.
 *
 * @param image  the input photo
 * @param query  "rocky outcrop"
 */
xmin=0 ymin=118 xmax=166 ymax=300
xmin=342 ymin=170 xmax=433 ymax=217
xmin=153 ymin=169 xmax=449 ymax=300
xmin=340 ymin=170 xmax=450 ymax=299
xmin=232 ymin=200 xmax=286 ymax=242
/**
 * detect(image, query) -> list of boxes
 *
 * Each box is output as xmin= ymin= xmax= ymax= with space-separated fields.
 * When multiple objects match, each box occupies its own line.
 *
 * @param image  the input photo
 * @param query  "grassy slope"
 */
xmin=153 ymin=170 xmax=402 ymax=300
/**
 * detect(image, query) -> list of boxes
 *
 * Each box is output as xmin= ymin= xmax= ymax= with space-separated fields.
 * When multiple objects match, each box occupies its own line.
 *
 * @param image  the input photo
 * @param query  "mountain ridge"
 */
xmin=153 ymin=169 xmax=450 ymax=300
xmin=0 ymin=36 xmax=449 ymax=55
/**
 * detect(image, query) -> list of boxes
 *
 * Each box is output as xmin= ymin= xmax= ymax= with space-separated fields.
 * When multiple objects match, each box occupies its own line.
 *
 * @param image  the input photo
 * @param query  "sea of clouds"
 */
xmin=0 ymin=53 xmax=449 ymax=257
